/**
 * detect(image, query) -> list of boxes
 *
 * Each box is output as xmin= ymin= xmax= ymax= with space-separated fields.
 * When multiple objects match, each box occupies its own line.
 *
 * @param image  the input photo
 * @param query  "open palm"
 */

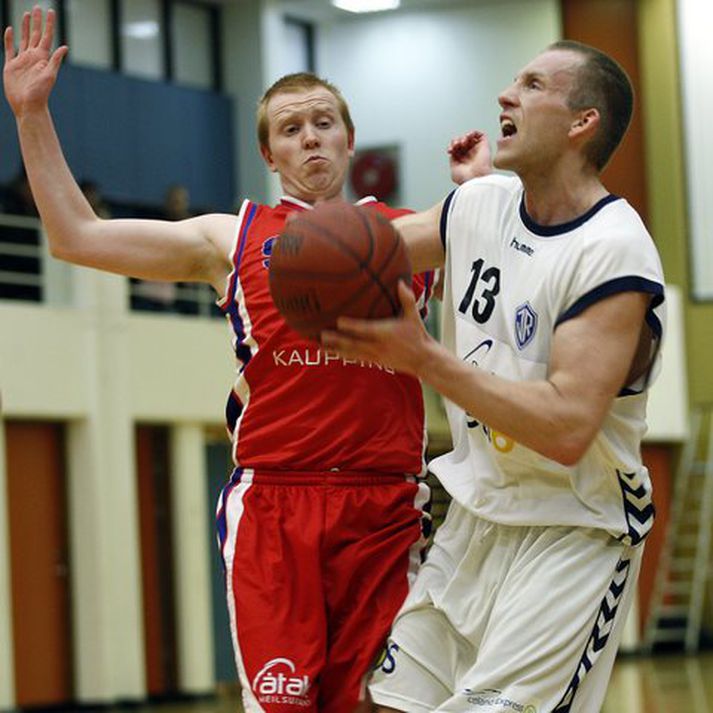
xmin=3 ymin=7 xmax=67 ymax=117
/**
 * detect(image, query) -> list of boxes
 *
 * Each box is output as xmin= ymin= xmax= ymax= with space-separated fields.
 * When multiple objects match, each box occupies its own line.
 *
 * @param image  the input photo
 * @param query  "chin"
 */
xmin=493 ymin=151 xmax=513 ymax=171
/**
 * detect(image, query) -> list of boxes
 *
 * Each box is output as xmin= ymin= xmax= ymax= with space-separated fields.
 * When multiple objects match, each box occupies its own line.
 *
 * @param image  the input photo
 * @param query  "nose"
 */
xmin=302 ymin=123 xmax=320 ymax=148
xmin=498 ymin=83 xmax=517 ymax=109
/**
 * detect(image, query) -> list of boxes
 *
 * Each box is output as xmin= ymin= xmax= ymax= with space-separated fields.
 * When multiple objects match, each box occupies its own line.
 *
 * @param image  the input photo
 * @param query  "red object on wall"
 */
xmin=350 ymin=151 xmax=397 ymax=202
xmin=639 ymin=445 xmax=675 ymax=629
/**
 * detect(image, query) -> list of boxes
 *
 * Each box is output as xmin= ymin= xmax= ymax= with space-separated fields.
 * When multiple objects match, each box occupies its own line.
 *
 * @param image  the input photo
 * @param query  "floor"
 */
xmin=123 ymin=653 xmax=713 ymax=712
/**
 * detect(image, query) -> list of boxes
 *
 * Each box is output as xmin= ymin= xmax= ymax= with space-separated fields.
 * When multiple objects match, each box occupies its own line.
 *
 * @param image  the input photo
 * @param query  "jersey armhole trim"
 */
xmin=555 ymin=276 xmax=665 ymax=334
xmin=440 ymin=189 xmax=457 ymax=252
xmin=216 ymin=199 xmax=256 ymax=310
xmin=556 ymin=277 xmax=665 ymax=398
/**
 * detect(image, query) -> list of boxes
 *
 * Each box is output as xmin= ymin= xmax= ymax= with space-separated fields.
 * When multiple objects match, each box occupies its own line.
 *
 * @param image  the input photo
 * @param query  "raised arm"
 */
xmin=3 ymin=8 xmax=233 ymax=291
xmin=323 ymin=286 xmax=650 ymax=466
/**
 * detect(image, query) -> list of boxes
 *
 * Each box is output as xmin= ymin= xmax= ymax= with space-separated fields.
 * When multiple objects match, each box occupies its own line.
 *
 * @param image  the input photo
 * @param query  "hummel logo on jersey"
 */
xmin=515 ymin=302 xmax=538 ymax=350
xmin=510 ymin=236 xmax=534 ymax=256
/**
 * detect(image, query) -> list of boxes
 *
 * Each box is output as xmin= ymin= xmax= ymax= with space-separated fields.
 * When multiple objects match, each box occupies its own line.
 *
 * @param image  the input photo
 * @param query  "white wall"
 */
xmin=314 ymin=0 xmax=560 ymax=209
xmin=677 ymin=0 xmax=713 ymax=300
xmin=0 ymin=264 xmax=231 ymax=705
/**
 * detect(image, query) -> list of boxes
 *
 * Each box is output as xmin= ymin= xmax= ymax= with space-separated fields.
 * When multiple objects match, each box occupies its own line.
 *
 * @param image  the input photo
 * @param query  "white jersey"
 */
xmin=431 ymin=174 xmax=666 ymax=545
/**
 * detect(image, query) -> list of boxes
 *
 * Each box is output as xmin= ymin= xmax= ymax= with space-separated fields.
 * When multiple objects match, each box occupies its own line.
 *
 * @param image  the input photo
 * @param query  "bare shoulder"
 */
xmin=193 ymin=212 xmax=240 ymax=257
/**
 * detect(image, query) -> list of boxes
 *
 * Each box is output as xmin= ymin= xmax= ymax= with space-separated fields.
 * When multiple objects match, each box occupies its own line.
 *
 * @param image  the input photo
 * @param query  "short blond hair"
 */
xmin=256 ymin=73 xmax=355 ymax=151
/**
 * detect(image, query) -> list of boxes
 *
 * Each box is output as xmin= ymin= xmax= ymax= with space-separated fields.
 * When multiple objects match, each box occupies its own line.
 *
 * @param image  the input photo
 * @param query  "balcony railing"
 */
xmin=0 ymin=213 xmax=221 ymax=317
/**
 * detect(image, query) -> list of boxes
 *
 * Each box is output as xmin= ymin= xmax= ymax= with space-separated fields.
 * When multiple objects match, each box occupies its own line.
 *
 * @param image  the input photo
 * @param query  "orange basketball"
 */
xmin=269 ymin=201 xmax=412 ymax=342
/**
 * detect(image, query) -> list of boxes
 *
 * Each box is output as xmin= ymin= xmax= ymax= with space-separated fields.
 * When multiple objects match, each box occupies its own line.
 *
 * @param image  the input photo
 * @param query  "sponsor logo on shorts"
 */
xmin=463 ymin=687 xmax=537 ymax=712
xmin=253 ymin=657 xmax=311 ymax=707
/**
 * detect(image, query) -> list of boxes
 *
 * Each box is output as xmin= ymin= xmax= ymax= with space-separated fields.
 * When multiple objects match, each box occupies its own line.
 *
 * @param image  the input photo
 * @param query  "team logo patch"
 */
xmin=514 ymin=302 xmax=538 ymax=350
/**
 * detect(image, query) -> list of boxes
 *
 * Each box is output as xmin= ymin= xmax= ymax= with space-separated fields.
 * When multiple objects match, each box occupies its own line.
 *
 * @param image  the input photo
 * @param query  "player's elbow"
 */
xmin=47 ymin=220 xmax=101 ymax=264
xmin=547 ymin=423 xmax=597 ymax=466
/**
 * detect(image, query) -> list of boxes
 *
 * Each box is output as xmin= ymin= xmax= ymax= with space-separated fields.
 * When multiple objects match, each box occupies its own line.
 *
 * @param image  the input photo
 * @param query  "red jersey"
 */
xmin=217 ymin=195 xmax=432 ymax=476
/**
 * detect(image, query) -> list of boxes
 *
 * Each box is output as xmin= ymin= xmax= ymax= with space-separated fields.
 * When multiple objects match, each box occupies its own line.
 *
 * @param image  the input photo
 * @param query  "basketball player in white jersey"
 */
xmin=324 ymin=41 xmax=665 ymax=712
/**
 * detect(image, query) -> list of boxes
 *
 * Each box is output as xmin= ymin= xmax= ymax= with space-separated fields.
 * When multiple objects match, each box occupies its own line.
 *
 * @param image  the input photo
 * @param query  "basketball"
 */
xmin=268 ymin=201 xmax=412 ymax=341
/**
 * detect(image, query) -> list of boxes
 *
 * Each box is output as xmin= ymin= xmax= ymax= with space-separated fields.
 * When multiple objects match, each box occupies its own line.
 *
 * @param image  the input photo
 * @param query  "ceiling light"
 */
xmin=331 ymin=0 xmax=401 ymax=13
xmin=123 ymin=21 xmax=160 ymax=39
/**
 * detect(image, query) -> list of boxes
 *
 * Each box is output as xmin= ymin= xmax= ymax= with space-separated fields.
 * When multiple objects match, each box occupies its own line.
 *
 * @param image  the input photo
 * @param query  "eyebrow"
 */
xmin=272 ymin=102 xmax=337 ymax=124
xmin=517 ymin=70 xmax=546 ymax=83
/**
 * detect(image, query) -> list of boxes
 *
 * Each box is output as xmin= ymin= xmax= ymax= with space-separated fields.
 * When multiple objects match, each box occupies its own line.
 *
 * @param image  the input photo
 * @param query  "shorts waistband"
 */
xmin=236 ymin=468 xmax=414 ymax=487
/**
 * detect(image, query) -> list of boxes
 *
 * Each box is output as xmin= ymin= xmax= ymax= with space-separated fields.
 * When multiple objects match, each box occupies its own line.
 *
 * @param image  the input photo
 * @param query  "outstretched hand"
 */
xmin=448 ymin=130 xmax=492 ymax=185
xmin=321 ymin=281 xmax=437 ymax=377
xmin=3 ymin=7 xmax=68 ymax=117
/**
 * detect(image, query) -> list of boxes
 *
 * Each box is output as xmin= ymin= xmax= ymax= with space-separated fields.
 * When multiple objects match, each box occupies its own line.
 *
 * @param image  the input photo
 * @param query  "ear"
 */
xmin=569 ymin=108 xmax=600 ymax=140
xmin=347 ymin=129 xmax=355 ymax=158
xmin=260 ymin=143 xmax=279 ymax=173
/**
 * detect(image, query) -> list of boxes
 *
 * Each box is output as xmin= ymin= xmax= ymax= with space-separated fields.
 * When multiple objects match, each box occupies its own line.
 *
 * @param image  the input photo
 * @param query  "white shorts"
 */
xmin=370 ymin=501 xmax=642 ymax=713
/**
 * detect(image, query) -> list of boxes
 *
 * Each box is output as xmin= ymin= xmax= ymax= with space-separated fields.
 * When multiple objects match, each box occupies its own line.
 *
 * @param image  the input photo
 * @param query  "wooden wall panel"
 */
xmin=6 ymin=421 xmax=73 ymax=707
xmin=136 ymin=425 xmax=178 ymax=697
xmin=561 ymin=0 xmax=648 ymax=224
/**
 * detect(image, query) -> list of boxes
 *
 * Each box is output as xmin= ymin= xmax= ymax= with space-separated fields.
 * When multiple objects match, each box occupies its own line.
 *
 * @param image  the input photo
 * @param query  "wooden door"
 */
xmin=6 ymin=421 xmax=73 ymax=706
xmin=136 ymin=425 xmax=178 ymax=697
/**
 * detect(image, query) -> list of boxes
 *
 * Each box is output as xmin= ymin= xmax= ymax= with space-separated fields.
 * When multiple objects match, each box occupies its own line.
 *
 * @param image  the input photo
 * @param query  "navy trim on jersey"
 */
xmin=216 ymin=466 xmax=244 ymax=574
xmin=556 ymin=277 xmax=664 ymax=397
xmin=225 ymin=389 xmax=243 ymax=435
xmin=223 ymin=202 xmax=258 ymax=368
xmin=616 ymin=470 xmax=655 ymax=546
xmin=520 ymin=193 xmax=621 ymax=237
xmin=555 ymin=276 xmax=664 ymax=330
xmin=440 ymin=189 xmax=457 ymax=250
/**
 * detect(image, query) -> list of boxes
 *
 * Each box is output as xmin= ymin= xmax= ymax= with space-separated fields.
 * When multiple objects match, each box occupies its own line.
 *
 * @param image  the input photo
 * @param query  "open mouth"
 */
xmin=500 ymin=119 xmax=517 ymax=139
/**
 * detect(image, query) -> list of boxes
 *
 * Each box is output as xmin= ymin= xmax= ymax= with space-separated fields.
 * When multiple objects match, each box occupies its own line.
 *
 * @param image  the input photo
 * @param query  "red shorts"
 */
xmin=216 ymin=469 xmax=429 ymax=713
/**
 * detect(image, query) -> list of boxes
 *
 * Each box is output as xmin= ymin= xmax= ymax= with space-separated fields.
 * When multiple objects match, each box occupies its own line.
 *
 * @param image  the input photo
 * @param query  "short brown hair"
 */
xmin=256 ymin=73 xmax=355 ymax=151
xmin=548 ymin=40 xmax=633 ymax=171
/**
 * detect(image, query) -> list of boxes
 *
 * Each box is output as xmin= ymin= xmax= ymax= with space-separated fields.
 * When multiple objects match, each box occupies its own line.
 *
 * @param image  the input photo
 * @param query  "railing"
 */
xmin=0 ymin=213 xmax=221 ymax=317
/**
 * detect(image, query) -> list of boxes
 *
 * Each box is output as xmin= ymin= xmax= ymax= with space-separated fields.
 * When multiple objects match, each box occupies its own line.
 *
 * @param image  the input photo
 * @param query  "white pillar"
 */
xmin=0 ymin=420 xmax=17 ymax=709
xmin=67 ymin=270 xmax=146 ymax=702
xmin=171 ymin=423 xmax=215 ymax=693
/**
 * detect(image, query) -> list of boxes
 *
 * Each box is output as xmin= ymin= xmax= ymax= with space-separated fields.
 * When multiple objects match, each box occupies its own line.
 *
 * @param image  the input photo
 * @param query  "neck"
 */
xmin=520 ymin=167 xmax=607 ymax=226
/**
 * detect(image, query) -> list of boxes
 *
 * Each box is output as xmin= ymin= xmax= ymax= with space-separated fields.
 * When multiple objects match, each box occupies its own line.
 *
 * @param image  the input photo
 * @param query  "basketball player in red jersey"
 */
xmin=3 ymin=9 xmax=491 ymax=712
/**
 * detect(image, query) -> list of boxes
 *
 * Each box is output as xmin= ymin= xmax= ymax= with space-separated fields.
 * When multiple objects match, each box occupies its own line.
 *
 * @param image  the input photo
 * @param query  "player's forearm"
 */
xmin=16 ymin=107 xmax=100 ymax=262
xmin=416 ymin=341 xmax=600 ymax=465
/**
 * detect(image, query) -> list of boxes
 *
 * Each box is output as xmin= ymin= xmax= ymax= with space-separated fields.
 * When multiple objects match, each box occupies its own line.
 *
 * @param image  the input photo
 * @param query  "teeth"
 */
xmin=501 ymin=119 xmax=516 ymax=137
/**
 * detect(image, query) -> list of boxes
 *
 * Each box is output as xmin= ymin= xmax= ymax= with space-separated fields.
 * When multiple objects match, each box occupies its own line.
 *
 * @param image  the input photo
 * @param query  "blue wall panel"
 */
xmin=1 ymin=64 xmax=235 ymax=212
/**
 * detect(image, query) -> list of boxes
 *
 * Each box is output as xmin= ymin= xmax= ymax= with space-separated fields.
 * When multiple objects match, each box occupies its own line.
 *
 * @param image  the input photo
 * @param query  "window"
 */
xmin=172 ymin=2 xmax=212 ymax=89
xmin=120 ymin=0 xmax=164 ymax=80
xmin=65 ymin=0 xmax=112 ymax=68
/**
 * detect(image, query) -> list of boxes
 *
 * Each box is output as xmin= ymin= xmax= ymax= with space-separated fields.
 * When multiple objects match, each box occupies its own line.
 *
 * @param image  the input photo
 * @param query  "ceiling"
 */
xmin=195 ymin=0 xmax=482 ymax=24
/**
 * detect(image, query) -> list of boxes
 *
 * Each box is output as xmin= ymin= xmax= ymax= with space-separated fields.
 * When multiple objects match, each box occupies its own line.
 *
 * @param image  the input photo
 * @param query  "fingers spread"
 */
xmin=50 ymin=45 xmax=69 ymax=72
xmin=40 ymin=9 xmax=55 ymax=52
xmin=29 ymin=6 xmax=42 ymax=49
xmin=19 ymin=11 xmax=30 ymax=52
xmin=4 ymin=26 xmax=15 ymax=61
